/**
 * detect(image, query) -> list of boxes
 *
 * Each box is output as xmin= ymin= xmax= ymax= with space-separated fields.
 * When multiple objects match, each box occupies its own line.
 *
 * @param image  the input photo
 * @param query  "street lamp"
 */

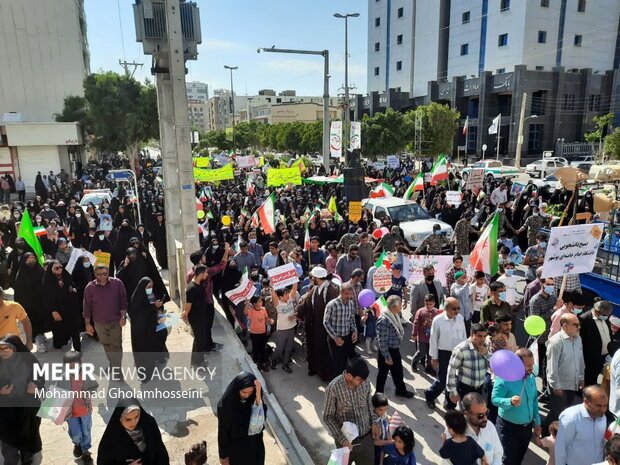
xmin=334 ymin=12 xmax=359 ymax=162
xmin=224 ymin=65 xmax=238 ymax=148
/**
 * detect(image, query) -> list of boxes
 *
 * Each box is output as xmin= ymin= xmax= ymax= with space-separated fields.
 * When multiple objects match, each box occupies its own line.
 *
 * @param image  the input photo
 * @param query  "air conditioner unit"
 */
xmin=134 ymin=0 xmax=201 ymax=60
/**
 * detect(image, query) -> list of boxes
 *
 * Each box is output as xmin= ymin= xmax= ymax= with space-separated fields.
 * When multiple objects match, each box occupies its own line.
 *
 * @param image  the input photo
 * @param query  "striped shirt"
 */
xmin=447 ymin=339 xmax=490 ymax=394
xmin=323 ymin=297 xmax=357 ymax=340
xmin=376 ymin=314 xmax=403 ymax=359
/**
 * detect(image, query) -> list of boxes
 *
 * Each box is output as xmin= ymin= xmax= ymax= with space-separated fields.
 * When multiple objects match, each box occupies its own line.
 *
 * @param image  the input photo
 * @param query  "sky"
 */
xmin=85 ymin=0 xmax=368 ymax=97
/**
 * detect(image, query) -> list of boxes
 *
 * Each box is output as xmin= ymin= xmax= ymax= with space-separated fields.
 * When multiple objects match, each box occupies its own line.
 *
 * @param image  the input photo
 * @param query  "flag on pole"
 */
xmin=334 ymin=210 xmax=343 ymax=223
xmin=18 ymin=208 xmax=44 ymax=266
xmin=488 ymin=114 xmax=501 ymax=135
xmin=371 ymin=295 xmax=389 ymax=315
xmin=430 ymin=154 xmax=449 ymax=185
xmin=246 ymin=176 xmax=255 ymax=196
xmin=370 ymin=182 xmax=394 ymax=198
xmin=463 ymin=116 xmax=469 ymax=136
xmin=240 ymin=208 xmax=248 ymax=218
xmin=304 ymin=216 xmax=312 ymax=251
xmin=326 ymin=447 xmax=350 ymax=465
xmin=470 ymin=212 xmax=500 ymax=276
xmin=256 ymin=194 xmax=276 ymax=234
xmin=389 ymin=411 xmax=406 ymax=435
xmin=328 ymin=196 xmax=338 ymax=213
xmin=33 ymin=226 xmax=47 ymax=237
xmin=374 ymin=251 xmax=391 ymax=270
xmin=250 ymin=211 xmax=259 ymax=229
xmin=403 ymin=173 xmax=424 ymax=200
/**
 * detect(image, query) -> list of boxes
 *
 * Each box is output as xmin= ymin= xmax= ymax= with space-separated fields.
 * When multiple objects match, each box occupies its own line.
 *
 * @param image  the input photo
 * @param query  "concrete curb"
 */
xmin=213 ymin=309 xmax=315 ymax=465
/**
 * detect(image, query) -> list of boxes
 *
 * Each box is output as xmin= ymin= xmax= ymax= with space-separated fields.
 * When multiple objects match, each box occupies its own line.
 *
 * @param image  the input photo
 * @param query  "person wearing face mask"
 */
xmin=88 ymin=229 xmax=115 ymax=275
xmin=496 ymin=262 xmax=522 ymax=311
xmin=278 ymin=229 xmax=297 ymax=255
xmin=523 ymin=234 xmax=546 ymax=283
xmin=516 ymin=206 xmax=544 ymax=247
xmin=247 ymin=231 xmax=264 ymax=267
xmin=111 ymin=220 xmax=136 ymax=268
xmin=579 ymin=299 xmax=613 ymax=386
xmin=548 ymin=292 xmax=584 ymax=338
xmin=481 ymin=282 xmax=512 ymax=324
xmin=409 ymin=265 xmax=445 ymax=318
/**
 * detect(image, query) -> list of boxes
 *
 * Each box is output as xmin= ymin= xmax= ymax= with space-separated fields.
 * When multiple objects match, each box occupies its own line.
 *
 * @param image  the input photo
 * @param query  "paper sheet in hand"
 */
xmin=541 ymin=224 xmax=603 ymax=278
xmin=156 ymin=313 xmax=180 ymax=332
xmin=267 ymin=263 xmax=299 ymax=290
xmin=64 ymin=248 xmax=83 ymax=274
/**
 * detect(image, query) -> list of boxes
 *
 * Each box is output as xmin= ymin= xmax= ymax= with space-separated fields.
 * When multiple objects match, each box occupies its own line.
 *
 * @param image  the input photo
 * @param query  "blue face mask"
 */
xmin=532 ymin=363 xmax=539 ymax=377
xmin=544 ymin=285 xmax=555 ymax=295
xmin=250 ymin=239 xmax=257 ymax=244
xmin=505 ymin=269 xmax=514 ymax=277
xmin=499 ymin=291 xmax=508 ymax=301
xmin=600 ymin=315 xmax=609 ymax=321
xmin=572 ymin=307 xmax=583 ymax=315
xmin=540 ymin=242 xmax=547 ymax=248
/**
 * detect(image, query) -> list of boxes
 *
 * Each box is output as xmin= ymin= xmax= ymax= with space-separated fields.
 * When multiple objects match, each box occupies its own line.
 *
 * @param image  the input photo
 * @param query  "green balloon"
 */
xmin=524 ymin=315 xmax=546 ymax=336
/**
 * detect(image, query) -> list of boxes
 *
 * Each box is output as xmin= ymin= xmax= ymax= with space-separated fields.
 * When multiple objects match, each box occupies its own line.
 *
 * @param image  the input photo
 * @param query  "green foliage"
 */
xmin=360 ymin=108 xmax=410 ymax=158
xmin=604 ymin=128 xmax=620 ymax=160
xmin=54 ymin=95 xmax=92 ymax=135
xmin=299 ymin=120 xmax=323 ymax=154
xmin=195 ymin=131 xmax=231 ymax=153
xmin=406 ymin=102 xmax=460 ymax=155
xmin=585 ymin=113 xmax=614 ymax=144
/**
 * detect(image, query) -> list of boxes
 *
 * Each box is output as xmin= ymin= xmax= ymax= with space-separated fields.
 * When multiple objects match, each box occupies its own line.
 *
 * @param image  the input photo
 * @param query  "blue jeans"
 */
xmin=68 ymin=414 xmax=92 ymax=451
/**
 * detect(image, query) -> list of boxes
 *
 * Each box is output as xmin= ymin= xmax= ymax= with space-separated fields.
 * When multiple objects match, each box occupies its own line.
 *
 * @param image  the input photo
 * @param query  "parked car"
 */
xmin=532 ymin=174 xmax=561 ymax=194
xmin=362 ymin=197 xmax=453 ymax=248
xmin=525 ymin=157 xmax=568 ymax=178
xmin=79 ymin=189 xmax=112 ymax=207
xmin=461 ymin=160 xmax=521 ymax=183
xmin=569 ymin=155 xmax=594 ymax=172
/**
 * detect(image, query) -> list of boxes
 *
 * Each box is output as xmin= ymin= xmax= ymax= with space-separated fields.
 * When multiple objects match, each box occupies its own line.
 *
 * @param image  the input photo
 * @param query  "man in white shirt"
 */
xmin=496 ymin=262 xmax=522 ymax=308
xmin=469 ymin=271 xmax=489 ymax=324
xmin=442 ymin=392 xmax=503 ymax=465
xmin=425 ymin=297 xmax=467 ymax=410
xmin=609 ymin=341 xmax=620 ymax=416
xmin=490 ymin=183 xmax=508 ymax=206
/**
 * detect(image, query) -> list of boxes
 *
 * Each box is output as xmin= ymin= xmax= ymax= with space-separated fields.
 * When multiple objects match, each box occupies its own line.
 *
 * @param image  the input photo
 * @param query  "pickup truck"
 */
xmin=525 ymin=157 xmax=568 ymax=178
xmin=461 ymin=160 xmax=521 ymax=183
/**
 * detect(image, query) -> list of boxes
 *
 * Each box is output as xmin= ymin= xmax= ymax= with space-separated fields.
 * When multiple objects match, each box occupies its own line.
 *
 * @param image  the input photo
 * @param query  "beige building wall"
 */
xmin=270 ymin=103 xmax=339 ymax=124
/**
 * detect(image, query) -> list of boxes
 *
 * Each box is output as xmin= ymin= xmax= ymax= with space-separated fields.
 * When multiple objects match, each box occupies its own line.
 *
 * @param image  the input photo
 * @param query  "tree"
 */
xmin=195 ymin=130 xmax=231 ymax=153
xmin=604 ymin=127 xmax=620 ymax=160
xmin=54 ymin=95 xmax=92 ymax=136
xmin=406 ymin=102 xmax=460 ymax=156
xmin=361 ymin=108 xmax=409 ymax=158
xmin=299 ymin=120 xmax=322 ymax=154
xmin=585 ymin=113 xmax=614 ymax=145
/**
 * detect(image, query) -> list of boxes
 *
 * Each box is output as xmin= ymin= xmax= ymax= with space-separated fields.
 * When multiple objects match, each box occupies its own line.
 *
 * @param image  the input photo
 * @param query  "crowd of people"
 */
xmin=0 ymin=152 xmax=618 ymax=465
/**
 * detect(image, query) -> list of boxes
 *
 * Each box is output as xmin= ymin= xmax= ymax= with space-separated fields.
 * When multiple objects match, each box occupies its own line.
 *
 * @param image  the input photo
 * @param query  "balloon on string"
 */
xmin=197 ymin=210 xmax=205 ymax=220
xmin=358 ymin=289 xmax=376 ymax=308
xmin=221 ymin=215 xmax=232 ymax=226
xmin=524 ymin=315 xmax=546 ymax=337
xmin=380 ymin=227 xmax=390 ymax=236
xmin=372 ymin=229 xmax=384 ymax=239
xmin=490 ymin=350 xmax=525 ymax=382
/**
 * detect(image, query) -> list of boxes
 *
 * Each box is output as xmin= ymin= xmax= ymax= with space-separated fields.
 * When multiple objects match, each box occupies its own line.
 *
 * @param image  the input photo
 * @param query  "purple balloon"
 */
xmin=490 ymin=350 xmax=525 ymax=382
xmin=358 ymin=289 xmax=376 ymax=308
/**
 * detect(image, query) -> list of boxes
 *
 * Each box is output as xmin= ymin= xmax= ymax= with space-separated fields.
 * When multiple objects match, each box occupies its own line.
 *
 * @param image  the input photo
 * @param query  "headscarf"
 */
xmin=129 ymin=277 xmax=154 ymax=323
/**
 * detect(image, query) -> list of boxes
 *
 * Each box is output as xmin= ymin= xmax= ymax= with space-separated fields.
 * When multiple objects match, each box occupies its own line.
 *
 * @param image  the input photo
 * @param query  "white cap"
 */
xmin=310 ymin=266 xmax=327 ymax=278
xmin=610 ymin=316 xmax=620 ymax=327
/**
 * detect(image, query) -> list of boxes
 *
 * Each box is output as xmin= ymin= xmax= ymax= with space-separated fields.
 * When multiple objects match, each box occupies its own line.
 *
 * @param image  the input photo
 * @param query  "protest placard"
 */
xmin=541 ymin=224 xmax=603 ymax=278
xmin=386 ymin=155 xmax=400 ymax=169
xmin=446 ymin=191 xmax=462 ymax=206
xmin=65 ymin=248 xmax=83 ymax=274
xmin=267 ymin=263 xmax=299 ymax=290
xmin=236 ymin=155 xmax=256 ymax=169
xmin=94 ymin=251 xmax=111 ymax=268
xmin=348 ymin=201 xmax=362 ymax=222
xmin=373 ymin=266 xmax=393 ymax=293
xmin=402 ymin=255 xmax=472 ymax=286
xmin=37 ymin=387 xmax=73 ymax=425
xmin=99 ymin=214 xmax=113 ymax=231
xmin=225 ymin=274 xmax=257 ymax=305
xmin=511 ymin=182 xmax=525 ymax=196
xmin=193 ymin=164 xmax=235 ymax=182
xmin=156 ymin=313 xmax=181 ymax=332
xmin=194 ymin=157 xmax=211 ymax=168
xmin=464 ymin=169 xmax=485 ymax=191
xmin=266 ymin=167 xmax=302 ymax=187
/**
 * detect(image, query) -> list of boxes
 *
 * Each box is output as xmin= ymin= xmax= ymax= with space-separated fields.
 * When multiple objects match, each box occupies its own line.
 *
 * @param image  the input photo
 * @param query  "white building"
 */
xmin=368 ymin=0 xmax=620 ymax=98
xmin=186 ymin=81 xmax=209 ymax=102
xmin=0 ymin=0 xmax=90 ymax=122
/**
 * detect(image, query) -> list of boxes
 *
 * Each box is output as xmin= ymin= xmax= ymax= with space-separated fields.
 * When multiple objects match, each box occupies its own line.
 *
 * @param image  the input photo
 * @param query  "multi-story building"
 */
xmin=364 ymin=0 xmax=620 ymax=158
xmin=0 ymin=0 xmax=90 ymax=122
xmin=188 ymin=100 xmax=209 ymax=132
xmin=186 ymin=81 xmax=209 ymax=102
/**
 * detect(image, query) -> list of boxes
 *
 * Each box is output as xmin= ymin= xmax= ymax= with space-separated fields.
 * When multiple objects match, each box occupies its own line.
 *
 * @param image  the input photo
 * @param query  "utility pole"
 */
xmin=515 ymin=93 xmax=527 ymax=168
xmin=496 ymin=114 xmax=502 ymax=161
xmin=118 ymin=59 xmax=143 ymax=78
xmin=334 ymin=12 xmax=359 ymax=159
xmin=224 ymin=65 xmax=238 ymax=148
xmin=258 ymin=47 xmax=330 ymax=172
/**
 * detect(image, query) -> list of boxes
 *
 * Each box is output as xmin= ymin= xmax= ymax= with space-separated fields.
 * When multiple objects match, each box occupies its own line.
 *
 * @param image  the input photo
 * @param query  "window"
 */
xmin=532 ymin=90 xmax=547 ymax=115
xmin=396 ymin=61 xmax=402 ymax=71
xmin=588 ymin=94 xmax=601 ymax=111
xmin=460 ymin=44 xmax=469 ymax=55
xmin=536 ymin=66 xmax=544 ymax=71
xmin=528 ymin=124 xmax=544 ymax=153
xmin=397 ymin=7 xmax=403 ymax=17
xmin=541 ymin=0 xmax=549 ymax=6
xmin=374 ymin=206 xmax=387 ymax=220
xmin=397 ymin=34 xmax=403 ymax=45
xmin=578 ymin=0 xmax=586 ymax=12
xmin=276 ymin=98 xmax=282 ymax=103
xmin=462 ymin=11 xmax=470 ymax=23
xmin=538 ymin=31 xmax=547 ymax=43
xmin=500 ymin=0 xmax=510 ymax=11
xmin=375 ymin=17 xmax=381 ymax=27
xmin=374 ymin=67 xmax=380 ymax=76
xmin=562 ymin=94 xmax=575 ymax=111
xmin=497 ymin=68 xmax=506 ymax=74
xmin=498 ymin=33 xmax=508 ymax=47
xmin=574 ymin=34 xmax=582 ymax=46
xmin=375 ymin=42 xmax=380 ymax=52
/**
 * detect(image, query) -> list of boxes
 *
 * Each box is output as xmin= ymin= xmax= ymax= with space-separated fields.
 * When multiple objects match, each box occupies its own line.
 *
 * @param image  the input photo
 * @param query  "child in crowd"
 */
xmin=440 ymin=410 xmax=487 ymax=465
xmin=270 ymin=282 xmax=299 ymax=373
xmin=535 ymin=420 xmax=559 ymax=465
xmin=486 ymin=324 xmax=508 ymax=353
xmin=184 ymin=441 xmax=207 ymax=465
xmin=62 ymin=351 xmax=98 ymax=465
xmin=380 ymin=425 xmax=417 ymax=465
xmin=362 ymin=300 xmax=378 ymax=353
xmin=244 ymin=295 xmax=274 ymax=372
xmin=372 ymin=392 xmax=393 ymax=465
xmin=411 ymin=294 xmax=439 ymax=374
xmin=469 ymin=271 xmax=489 ymax=324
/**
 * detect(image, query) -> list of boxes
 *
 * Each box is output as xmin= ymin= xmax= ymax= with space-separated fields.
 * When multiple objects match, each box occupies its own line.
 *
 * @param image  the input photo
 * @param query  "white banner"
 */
xmin=330 ymin=121 xmax=342 ymax=158
xmin=267 ymin=263 xmax=299 ymax=290
xmin=464 ymin=169 xmax=485 ymax=191
xmin=446 ymin=191 xmax=462 ymax=206
xmin=350 ymin=121 xmax=361 ymax=150
xmin=386 ymin=155 xmax=400 ymax=169
xmin=541 ymin=224 xmax=603 ymax=278
xmin=402 ymin=255 xmax=472 ymax=287
xmin=225 ymin=273 xmax=257 ymax=305
xmin=236 ymin=155 xmax=256 ymax=169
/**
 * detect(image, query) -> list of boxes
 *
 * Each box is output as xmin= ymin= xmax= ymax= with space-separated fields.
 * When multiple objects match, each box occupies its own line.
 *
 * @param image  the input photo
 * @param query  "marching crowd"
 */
xmin=0 ymin=153 xmax=618 ymax=465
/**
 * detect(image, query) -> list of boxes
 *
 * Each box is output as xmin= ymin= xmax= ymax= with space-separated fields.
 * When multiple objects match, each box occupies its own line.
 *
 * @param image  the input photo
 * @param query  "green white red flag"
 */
xmin=403 ymin=173 xmax=424 ymax=200
xmin=370 ymin=182 xmax=394 ymax=198
xmin=374 ymin=251 xmax=391 ymax=270
xmin=246 ymin=176 xmax=255 ymax=196
xmin=371 ymin=295 xmax=389 ymax=316
xmin=470 ymin=211 xmax=499 ymax=276
xmin=256 ymin=194 xmax=276 ymax=234
xmin=430 ymin=154 xmax=448 ymax=185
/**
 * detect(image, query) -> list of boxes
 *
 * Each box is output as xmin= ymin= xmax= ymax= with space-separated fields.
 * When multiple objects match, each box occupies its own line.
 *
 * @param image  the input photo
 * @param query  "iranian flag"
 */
xmin=374 ymin=251 xmax=391 ymax=270
xmin=250 ymin=211 xmax=259 ymax=229
xmin=403 ymin=173 xmax=424 ymax=200
xmin=371 ymin=295 xmax=389 ymax=316
xmin=370 ymin=182 xmax=394 ymax=198
xmin=206 ymin=211 xmax=214 ymax=220
xmin=430 ymin=154 xmax=448 ymax=185
xmin=304 ymin=216 xmax=312 ymax=250
xmin=246 ymin=177 xmax=255 ymax=196
xmin=33 ymin=226 xmax=47 ymax=237
xmin=256 ymin=194 xmax=276 ymax=234
xmin=470 ymin=211 xmax=499 ymax=276
xmin=463 ymin=116 xmax=469 ymax=136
